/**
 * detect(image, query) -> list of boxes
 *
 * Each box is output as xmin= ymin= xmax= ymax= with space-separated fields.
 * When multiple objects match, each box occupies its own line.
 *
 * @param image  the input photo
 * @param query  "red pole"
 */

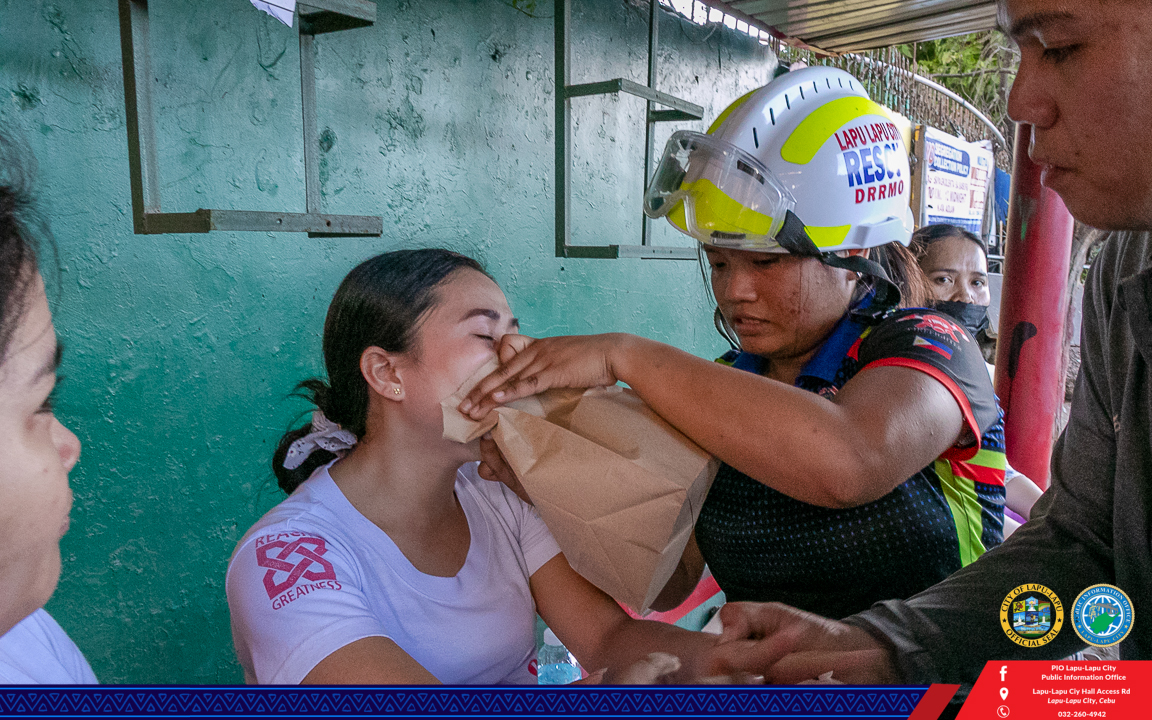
xmin=993 ymin=123 xmax=1075 ymax=489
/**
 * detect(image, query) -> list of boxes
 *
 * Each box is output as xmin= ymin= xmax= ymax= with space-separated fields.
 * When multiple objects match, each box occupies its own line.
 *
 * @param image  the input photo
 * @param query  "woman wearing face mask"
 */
xmin=0 ymin=133 xmax=92 ymax=683
xmin=912 ymin=223 xmax=1044 ymax=531
xmin=225 ymin=249 xmax=721 ymax=685
xmin=910 ymin=224 xmax=996 ymax=354
xmin=463 ymin=68 xmax=1008 ymax=620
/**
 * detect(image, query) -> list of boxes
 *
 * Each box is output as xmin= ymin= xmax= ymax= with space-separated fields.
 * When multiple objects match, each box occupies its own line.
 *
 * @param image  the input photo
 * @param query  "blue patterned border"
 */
xmin=0 ymin=686 xmax=927 ymax=717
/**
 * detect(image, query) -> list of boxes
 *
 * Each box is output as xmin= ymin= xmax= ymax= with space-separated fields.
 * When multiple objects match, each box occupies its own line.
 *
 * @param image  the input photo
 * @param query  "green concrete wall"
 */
xmin=0 ymin=0 xmax=775 ymax=683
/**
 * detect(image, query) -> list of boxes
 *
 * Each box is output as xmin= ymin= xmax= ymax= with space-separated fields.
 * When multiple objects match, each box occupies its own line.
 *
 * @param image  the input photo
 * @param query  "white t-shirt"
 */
xmin=0 ymin=609 xmax=98 ymax=684
xmin=226 ymin=462 xmax=561 ymax=685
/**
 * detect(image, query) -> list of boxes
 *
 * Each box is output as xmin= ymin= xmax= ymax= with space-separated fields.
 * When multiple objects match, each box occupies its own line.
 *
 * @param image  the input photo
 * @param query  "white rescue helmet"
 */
xmin=644 ymin=66 xmax=915 ymax=255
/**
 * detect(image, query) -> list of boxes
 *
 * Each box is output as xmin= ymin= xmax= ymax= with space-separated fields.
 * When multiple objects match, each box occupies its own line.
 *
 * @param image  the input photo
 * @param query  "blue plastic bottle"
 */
xmin=536 ymin=629 xmax=581 ymax=685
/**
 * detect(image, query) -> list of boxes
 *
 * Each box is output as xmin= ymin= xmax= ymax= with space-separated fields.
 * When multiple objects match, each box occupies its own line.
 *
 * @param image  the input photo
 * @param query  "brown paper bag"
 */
xmin=442 ymin=364 xmax=718 ymax=613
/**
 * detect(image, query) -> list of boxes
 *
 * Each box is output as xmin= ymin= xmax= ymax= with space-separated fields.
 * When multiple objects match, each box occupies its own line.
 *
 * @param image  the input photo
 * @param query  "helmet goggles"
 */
xmin=644 ymin=130 xmax=796 ymax=251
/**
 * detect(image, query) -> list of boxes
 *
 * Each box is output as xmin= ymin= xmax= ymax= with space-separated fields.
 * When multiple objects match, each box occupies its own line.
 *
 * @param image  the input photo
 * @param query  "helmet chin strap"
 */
xmin=714 ymin=307 xmax=741 ymax=350
xmin=773 ymin=210 xmax=902 ymax=318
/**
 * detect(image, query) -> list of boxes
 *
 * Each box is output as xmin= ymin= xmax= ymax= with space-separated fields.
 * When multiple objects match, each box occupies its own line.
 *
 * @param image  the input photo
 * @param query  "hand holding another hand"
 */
xmin=550 ymin=602 xmax=898 ymax=686
xmin=709 ymin=602 xmax=900 ymax=685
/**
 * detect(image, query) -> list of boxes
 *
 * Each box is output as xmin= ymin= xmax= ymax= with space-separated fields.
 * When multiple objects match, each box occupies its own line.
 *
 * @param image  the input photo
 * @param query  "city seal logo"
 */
xmin=1000 ymin=584 xmax=1063 ymax=647
xmin=1071 ymin=584 xmax=1134 ymax=647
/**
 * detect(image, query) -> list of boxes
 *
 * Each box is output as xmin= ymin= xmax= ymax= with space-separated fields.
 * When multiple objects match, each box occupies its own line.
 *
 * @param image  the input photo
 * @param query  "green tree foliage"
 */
xmin=900 ymin=32 xmax=1019 ymax=156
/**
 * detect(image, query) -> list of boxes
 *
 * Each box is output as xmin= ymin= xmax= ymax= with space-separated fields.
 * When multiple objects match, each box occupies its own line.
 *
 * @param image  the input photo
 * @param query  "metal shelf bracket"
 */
xmin=118 ymin=0 xmax=383 ymax=237
xmin=554 ymin=0 xmax=703 ymax=260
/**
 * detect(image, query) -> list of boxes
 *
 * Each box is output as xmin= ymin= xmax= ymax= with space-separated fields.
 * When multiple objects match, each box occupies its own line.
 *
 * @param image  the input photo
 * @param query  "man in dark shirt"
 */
xmin=709 ymin=0 xmax=1152 ymax=683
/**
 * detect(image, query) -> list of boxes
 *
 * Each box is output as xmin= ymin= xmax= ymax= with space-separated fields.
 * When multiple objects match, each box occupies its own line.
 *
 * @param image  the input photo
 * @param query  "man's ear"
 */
xmin=361 ymin=346 xmax=405 ymax=401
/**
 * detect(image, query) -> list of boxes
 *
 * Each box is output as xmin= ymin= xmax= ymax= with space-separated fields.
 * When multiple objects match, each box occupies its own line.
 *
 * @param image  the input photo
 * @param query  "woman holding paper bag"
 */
xmin=463 ymin=68 xmax=1007 ymax=620
xmin=225 ymin=249 xmax=721 ymax=684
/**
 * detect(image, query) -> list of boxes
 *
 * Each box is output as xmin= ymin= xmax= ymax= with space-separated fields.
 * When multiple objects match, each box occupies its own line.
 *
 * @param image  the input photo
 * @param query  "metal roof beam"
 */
xmin=810 ymin=7 xmax=998 ymax=51
xmin=707 ymin=0 xmax=999 ymax=53
xmin=752 ymin=3 xmax=994 ymax=38
xmin=732 ymin=0 xmax=951 ymax=25
xmin=829 ymin=26 xmax=996 ymax=54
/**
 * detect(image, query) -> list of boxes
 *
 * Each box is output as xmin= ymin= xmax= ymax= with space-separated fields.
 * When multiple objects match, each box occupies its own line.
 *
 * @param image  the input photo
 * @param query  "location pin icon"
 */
xmin=1000 ymin=688 xmax=1009 ymax=701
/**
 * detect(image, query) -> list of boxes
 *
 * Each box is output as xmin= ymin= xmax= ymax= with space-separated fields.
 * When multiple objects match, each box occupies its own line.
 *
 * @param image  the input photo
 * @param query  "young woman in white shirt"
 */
xmin=0 ymin=132 xmax=95 ymax=684
xmin=226 ymin=249 xmax=722 ymax=685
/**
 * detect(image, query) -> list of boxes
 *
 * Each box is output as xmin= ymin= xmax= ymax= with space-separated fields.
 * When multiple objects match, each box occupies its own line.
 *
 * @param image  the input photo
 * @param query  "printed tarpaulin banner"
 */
xmin=914 ymin=126 xmax=996 ymax=234
xmin=995 ymin=167 xmax=1011 ymax=224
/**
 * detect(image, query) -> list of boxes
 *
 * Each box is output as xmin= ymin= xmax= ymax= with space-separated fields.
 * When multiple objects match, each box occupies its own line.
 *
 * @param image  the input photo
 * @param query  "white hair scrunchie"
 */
xmin=282 ymin=410 xmax=359 ymax=470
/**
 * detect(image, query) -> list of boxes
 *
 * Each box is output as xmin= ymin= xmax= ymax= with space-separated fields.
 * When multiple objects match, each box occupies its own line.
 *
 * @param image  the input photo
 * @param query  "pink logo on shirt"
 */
xmin=255 ymin=536 xmax=337 ymax=599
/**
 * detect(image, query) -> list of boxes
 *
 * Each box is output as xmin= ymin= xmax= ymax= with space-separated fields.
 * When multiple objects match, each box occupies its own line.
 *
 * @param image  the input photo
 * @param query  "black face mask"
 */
xmin=933 ymin=300 xmax=990 ymax=337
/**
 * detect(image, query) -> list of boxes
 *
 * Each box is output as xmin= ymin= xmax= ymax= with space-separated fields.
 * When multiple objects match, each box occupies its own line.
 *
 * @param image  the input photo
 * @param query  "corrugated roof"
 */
xmin=706 ymin=1 xmax=1000 ymax=54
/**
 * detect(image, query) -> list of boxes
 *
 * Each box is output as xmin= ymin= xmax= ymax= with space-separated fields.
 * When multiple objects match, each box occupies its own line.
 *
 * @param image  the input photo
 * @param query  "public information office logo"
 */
xmin=1071 ymin=584 xmax=1134 ymax=647
xmin=1000 ymin=584 xmax=1063 ymax=647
